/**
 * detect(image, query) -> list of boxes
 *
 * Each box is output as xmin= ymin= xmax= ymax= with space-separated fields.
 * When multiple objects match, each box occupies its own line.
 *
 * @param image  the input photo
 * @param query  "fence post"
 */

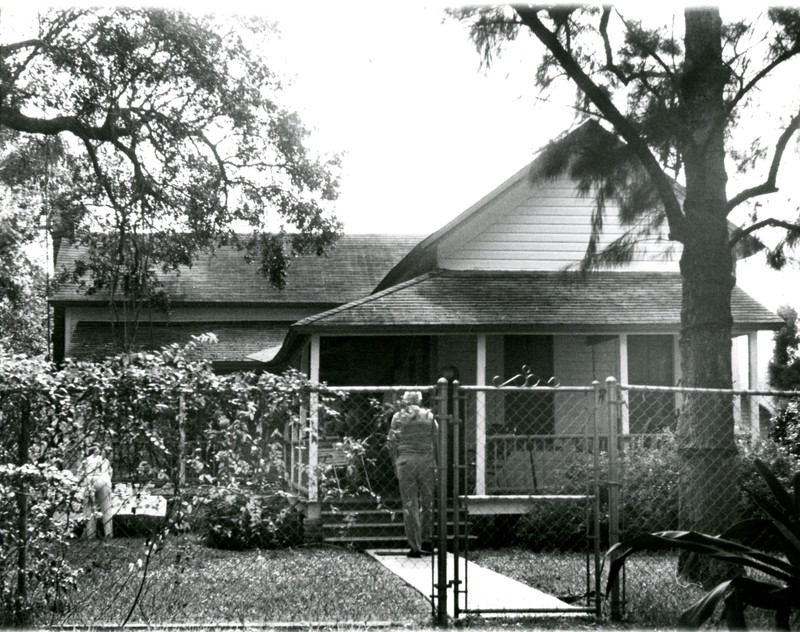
xmin=436 ymin=377 xmax=449 ymax=627
xmin=606 ymin=376 xmax=622 ymax=621
xmin=178 ymin=393 xmax=186 ymax=490
xmin=306 ymin=386 xmax=321 ymax=541
xmin=451 ymin=380 xmax=462 ymax=620
xmin=15 ymin=393 xmax=31 ymax=625
xmin=475 ymin=334 xmax=487 ymax=495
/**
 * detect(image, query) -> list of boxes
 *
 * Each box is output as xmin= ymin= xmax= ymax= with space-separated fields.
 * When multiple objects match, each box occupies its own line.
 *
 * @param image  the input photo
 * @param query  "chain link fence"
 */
xmin=2 ymin=373 xmax=799 ymax=628
xmin=611 ymin=384 xmax=800 ymax=625
xmin=456 ymin=384 xmax=602 ymax=617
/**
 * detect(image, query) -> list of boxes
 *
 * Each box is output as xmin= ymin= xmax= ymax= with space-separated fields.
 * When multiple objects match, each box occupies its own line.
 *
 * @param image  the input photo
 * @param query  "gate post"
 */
xmin=606 ymin=376 xmax=622 ymax=620
xmin=435 ymin=377 xmax=449 ymax=627
xmin=451 ymin=380 xmax=462 ymax=620
xmin=592 ymin=381 xmax=602 ymax=618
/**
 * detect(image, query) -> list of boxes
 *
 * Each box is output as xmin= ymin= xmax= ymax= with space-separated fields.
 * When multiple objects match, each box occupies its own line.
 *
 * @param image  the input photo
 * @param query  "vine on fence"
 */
xmin=0 ymin=338 xmax=341 ymax=624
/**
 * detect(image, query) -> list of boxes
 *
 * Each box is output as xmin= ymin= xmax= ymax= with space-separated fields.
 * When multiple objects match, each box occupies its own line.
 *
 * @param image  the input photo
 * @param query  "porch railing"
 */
xmin=483 ymin=432 xmax=670 ymax=494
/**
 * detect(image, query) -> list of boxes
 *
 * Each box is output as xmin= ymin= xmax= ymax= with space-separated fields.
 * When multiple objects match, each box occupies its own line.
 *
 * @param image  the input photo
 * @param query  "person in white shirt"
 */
xmin=80 ymin=443 xmax=114 ymax=539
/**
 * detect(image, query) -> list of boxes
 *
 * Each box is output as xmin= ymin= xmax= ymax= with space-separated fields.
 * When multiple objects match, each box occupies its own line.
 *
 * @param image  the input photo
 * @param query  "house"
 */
xmin=51 ymin=126 xmax=783 ymax=513
xmin=247 ymin=126 xmax=783 ymax=517
xmin=50 ymin=235 xmax=421 ymax=372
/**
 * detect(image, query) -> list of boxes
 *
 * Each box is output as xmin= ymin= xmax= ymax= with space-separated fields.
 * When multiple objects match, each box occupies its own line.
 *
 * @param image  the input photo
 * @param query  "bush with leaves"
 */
xmin=771 ymin=399 xmax=800 ymax=459
xmin=512 ymin=435 xmax=679 ymax=550
xmin=197 ymin=489 xmax=304 ymax=550
xmin=0 ymin=355 xmax=85 ymax=625
xmin=0 ymin=463 xmax=83 ymax=625
xmin=512 ymin=432 xmax=797 ymax=552
xmin=736 ymin=436 xmax=800 ymax=530
xmin=0 ymin=339 xmax=348 ymax=620
xmin=608 ymin=459 xmax=800 ymax=629
xmin=191 ymin=370 xmax=343 ymax=549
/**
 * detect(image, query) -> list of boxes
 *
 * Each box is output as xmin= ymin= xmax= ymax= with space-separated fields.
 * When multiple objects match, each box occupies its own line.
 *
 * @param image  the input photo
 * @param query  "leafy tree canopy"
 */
xmin=0 ymin=194 xmax=48 ymax=356
xmin=0 ymin=8 xmax=342 ymax=310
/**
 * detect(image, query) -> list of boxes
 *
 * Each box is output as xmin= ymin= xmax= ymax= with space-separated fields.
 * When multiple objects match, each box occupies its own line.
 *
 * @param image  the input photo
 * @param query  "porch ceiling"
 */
xmin=292 ymin=270 xmax=783 ymax=334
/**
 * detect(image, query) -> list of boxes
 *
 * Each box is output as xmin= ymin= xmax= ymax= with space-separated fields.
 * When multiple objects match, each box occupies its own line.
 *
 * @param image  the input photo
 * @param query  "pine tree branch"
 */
xmin=0 ymin=39 xmax=46 ymax=54
xmin=600 ymin=7 xmax=676 ymax=85
xmin=725 ymin=110 xmax=800 ymax=214
xmin=729 ymin=218 xmax=800 ymax=246
xmin=727 ymin=48 xmax=800 ymax=115
xmin=513 ymin=5 xmax=688 ymax=241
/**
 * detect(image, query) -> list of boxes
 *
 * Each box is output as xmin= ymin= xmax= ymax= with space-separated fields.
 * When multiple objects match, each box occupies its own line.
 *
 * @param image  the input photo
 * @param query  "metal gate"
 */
xmin=431 ymin=377 xmax=608 ymax=624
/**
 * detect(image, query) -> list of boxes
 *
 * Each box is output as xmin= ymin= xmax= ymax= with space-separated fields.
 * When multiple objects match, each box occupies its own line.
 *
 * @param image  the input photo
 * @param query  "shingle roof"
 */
xmin=52 ymin=235 xmax=421 ymax=304
xmin=68 ymin=321 xmax=290 ymax=363
xmin=293 ymin=270 xmax=783 ymax=333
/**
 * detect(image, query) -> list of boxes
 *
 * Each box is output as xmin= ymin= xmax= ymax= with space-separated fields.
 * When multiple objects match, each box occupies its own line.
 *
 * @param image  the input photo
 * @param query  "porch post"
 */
xmin=618 ymin=335 xmax=630 ymax=434
xmin=475 ymin=334 xmax=487 ymax=495
xmin=673 ymin=334 xmax=683 ymax=419
xmin=747 ymin=332 xmax=760 ymax=440
xmin=307 ymin=334 xmax=322 ymax=540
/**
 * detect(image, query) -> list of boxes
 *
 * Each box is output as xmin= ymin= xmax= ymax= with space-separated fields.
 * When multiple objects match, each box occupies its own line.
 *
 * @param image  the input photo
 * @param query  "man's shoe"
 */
xmin=406 ymin=549 xmax=422 ymax=558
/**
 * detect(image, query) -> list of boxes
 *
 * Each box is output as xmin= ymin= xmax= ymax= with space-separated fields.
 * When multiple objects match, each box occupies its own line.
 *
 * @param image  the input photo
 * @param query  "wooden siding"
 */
xmin=438 ymin=176 xmax=681 ymax=271
xmin=63 ymin=304 xmax=320 ymax=356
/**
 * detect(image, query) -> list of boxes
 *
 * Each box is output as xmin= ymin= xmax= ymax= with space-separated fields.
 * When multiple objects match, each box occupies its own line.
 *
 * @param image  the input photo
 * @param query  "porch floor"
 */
xmin=366 ymin=549 xmax=590 ymax=620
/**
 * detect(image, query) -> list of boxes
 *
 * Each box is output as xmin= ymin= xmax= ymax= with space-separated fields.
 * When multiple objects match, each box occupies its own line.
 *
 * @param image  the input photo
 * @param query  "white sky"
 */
xmin=261 ymin=2 xmax=574 ymax=235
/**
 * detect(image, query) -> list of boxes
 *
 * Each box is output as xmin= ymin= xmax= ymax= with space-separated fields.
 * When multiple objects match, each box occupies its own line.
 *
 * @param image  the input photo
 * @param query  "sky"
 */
xmin=262 ymin=2 xmax=575 ymax=236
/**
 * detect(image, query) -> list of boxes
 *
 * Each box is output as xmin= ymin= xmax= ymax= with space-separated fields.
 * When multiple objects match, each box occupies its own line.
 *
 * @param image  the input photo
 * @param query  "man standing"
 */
xmin=387 ymin=391 xmax=438 ymax=558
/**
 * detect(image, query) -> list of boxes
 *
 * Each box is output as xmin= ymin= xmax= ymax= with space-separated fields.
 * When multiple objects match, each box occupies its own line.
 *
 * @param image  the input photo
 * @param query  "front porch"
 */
xmin=283 ymin=326 xmax=767 ymax=543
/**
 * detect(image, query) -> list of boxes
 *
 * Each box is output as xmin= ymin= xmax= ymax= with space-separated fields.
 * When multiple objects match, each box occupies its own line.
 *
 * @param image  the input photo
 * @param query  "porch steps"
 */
xmin=321 ymin=497 xmax=474 ymax=548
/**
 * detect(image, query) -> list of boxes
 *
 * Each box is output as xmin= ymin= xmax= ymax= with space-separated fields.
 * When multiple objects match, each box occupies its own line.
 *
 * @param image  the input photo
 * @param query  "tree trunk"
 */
xmin=675 ymin=7 xmax=740 ymax=586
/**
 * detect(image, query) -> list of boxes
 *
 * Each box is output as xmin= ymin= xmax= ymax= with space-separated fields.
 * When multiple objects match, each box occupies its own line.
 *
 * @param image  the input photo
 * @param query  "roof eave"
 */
xmin=293 ymin=321 xmax=782 ymax=335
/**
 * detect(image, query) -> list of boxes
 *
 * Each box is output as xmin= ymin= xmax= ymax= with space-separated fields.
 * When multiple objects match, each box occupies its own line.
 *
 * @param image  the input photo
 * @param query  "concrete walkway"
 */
xmin=366 ymin=549 xmax=589 ymax=619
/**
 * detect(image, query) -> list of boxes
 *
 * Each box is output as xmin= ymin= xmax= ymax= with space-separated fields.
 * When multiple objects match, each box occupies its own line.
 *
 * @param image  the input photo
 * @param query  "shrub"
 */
xmin=770 ymin=398 xmax=800 ymax=459
xmin=514 ymin=434 xmax=679 ymax=550
xmin=620 ymin=434 xmax=681 ymax=537
xmin=511 ymin=498 xmax=589 ymax=551
xmin=197 ymin=489 xmax=304 ymax=550
xmin=608 ymin=459 xmax=800 ymax=629
xmin=0 ymin=463 xmax=83 ymax=625
xmin=513 ymin=432 xmax=799 ymax=552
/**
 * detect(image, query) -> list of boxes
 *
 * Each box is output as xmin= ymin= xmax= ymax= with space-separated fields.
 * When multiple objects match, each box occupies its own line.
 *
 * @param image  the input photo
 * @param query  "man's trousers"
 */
xmin=396 ymin=454 xmax=435 ymax=552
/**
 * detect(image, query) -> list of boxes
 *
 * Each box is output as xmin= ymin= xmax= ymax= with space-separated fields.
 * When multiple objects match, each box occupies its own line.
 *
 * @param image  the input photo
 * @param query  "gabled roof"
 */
xmin=293 ymin=270 xmax=783 ymax=334
xmin=375 ymin=122 xmax=758 ymax=291
xmin=52 ymin=235 xmax=421 ymax=305
xmin=68 ymin=321 xmax=289 ymax=364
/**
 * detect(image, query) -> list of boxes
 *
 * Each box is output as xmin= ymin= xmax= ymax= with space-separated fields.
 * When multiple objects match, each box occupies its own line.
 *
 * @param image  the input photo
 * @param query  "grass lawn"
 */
xmin=46 ymin=536 xmax=431 ymax=627
xmin=471 ymin=548 xmax=704 ymax=629
xmin=34 ymin=539 xmax=778 ymax=630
